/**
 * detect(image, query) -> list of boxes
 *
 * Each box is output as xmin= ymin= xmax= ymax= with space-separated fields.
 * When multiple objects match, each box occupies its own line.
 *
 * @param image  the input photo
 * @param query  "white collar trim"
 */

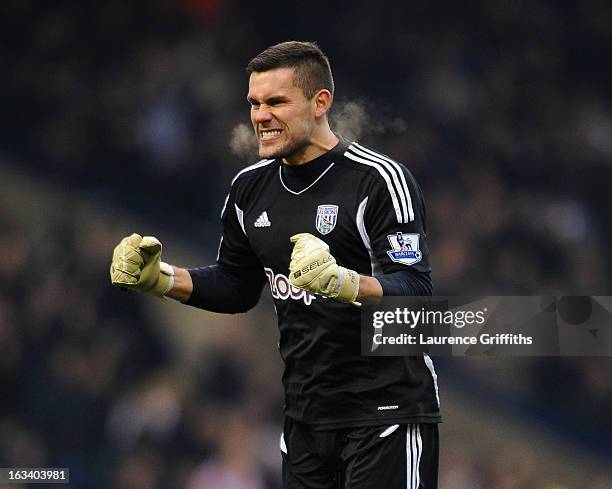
xmin=279 ymin=162 xmax=335 ymax=195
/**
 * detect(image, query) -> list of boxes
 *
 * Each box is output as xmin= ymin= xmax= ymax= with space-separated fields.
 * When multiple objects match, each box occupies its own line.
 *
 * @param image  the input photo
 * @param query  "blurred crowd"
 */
xmin=0 ymin=195 xmax=285 ymax=488
xmin=1 ymin=0 xmax=611 ymax=487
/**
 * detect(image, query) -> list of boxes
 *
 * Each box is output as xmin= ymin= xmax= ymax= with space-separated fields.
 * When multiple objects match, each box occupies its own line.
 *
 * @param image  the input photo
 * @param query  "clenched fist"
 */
xmin=110 ymin=233 xmax=174 ymax=297
xmin=289 ymin=233 xmax=360 ymax=306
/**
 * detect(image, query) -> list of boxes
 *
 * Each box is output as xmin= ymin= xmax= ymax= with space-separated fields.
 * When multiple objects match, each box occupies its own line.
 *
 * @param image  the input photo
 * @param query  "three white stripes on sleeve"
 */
xmin=344 ymin=143 xmax=415 ymax=224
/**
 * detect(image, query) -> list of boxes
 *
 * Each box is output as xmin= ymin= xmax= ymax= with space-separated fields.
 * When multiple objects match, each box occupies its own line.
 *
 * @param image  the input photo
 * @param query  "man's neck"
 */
xmin=283 ymin=130 xmax=339 ymax=166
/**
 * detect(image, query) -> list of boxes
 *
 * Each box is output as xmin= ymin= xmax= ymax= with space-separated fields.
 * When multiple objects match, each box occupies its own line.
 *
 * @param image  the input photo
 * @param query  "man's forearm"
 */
xmin=166 ymin=266 xmax=193 ymax=302
xmin=375 ymin=269 xmax=433 ymax=297
xmin=357 ymin=270 xmax=433 ymax=300
xmin=357 ymin=275 xmax=383 ymax=299
xmin=185 ymin=264 xmax=267 ymax=313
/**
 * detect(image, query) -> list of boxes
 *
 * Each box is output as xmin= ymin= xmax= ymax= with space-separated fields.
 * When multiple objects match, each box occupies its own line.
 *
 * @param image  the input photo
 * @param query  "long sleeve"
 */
xmin=186 ymin=264 xmax=266 ymax=313
xmin=185 ymin=178 xmax=267 ymax=313
xmin=358 ymin=148 xmax=432 ymax=296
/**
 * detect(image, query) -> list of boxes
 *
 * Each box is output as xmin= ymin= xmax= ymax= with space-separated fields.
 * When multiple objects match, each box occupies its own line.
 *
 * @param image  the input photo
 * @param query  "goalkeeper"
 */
xmin=111 ymin=41 xmax=439 ymax=489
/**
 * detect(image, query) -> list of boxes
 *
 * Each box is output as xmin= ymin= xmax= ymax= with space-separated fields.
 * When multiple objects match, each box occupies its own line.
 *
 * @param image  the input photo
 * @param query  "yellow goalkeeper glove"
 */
xmin=110 ymin=233 xmax=174 ymax=297
xmin=289 ymin=233 xmax=361 ymax=306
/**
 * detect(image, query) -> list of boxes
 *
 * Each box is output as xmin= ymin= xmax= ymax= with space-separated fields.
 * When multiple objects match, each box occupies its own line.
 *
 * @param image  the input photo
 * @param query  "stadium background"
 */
xmin=1 ymin=0 xmax=611 ymax=487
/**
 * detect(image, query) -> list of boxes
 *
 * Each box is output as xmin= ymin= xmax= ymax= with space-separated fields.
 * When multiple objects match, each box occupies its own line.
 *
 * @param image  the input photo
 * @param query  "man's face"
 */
xmin=247 ymin=67 xmax=316 ymax=161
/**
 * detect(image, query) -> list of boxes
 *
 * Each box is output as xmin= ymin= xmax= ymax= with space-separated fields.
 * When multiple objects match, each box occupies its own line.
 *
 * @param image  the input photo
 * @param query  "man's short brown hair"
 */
xmin=246 ymin=41 xmax=334 ymax=99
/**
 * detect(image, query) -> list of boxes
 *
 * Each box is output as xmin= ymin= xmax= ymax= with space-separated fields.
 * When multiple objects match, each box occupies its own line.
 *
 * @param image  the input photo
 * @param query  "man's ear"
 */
xmin=313 ymin=89 xmax=333 ymax=118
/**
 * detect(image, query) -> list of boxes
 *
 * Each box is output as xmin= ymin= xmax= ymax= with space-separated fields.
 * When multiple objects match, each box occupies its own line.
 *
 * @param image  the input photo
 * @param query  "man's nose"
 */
xmin=253 ymin=106 xmax=273 ymax=123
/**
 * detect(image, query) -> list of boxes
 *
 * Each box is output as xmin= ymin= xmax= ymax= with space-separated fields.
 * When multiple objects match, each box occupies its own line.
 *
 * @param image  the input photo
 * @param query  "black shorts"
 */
xmin=281 ymin=417 xmax=439 ymax=489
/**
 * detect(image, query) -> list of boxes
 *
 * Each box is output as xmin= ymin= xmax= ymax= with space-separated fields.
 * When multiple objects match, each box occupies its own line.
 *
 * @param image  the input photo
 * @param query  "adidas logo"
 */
xmin=254 ymin=211 xmax=271 ymax=228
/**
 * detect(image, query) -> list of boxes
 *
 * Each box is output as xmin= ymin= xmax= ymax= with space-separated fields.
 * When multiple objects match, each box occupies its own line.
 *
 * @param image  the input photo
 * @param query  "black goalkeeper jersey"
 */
xmin=216 ymin=138 xmax=440 ymax=428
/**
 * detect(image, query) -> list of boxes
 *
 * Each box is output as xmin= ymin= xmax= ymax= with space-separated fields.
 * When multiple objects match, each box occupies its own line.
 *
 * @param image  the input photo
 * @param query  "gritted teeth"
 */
xmin=260 ymin=129 xmax=282 ymax=140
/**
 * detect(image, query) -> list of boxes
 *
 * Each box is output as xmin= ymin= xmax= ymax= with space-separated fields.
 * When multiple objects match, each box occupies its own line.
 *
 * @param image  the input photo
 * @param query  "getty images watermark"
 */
xmin=360 ymin=297 xmax=612 ymax=356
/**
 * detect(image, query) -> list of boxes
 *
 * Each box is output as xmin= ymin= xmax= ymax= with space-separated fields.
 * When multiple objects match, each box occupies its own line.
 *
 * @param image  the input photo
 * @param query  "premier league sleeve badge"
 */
xmin=386 ymin=232 xmax=422 ymax=265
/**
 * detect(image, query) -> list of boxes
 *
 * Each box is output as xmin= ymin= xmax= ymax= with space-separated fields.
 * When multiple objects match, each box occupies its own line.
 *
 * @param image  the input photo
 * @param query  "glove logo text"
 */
xmin=294 ymin=256 xmax=334 ymax=279
xmin=265 ymin=267 xmax=317 ymax=305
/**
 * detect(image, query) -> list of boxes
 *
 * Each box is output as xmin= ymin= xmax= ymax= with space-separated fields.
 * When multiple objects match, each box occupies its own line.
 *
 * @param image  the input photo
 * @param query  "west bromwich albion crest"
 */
xmin=316 ymin=205 xmax=338 ymax=235
xmin=387 ymin=232 xmax=422 ymax=266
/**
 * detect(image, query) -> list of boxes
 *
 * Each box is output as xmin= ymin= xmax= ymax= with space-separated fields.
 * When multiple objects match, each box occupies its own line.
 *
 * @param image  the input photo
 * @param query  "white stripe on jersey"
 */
xmin=348 ymin=144 xmax=410 ymax=223
xmin=356 ymin=197 xmax=381 ymax=276
xmin=231 ymin=158 xmax=275 ymax=185
xmin=353 ymin=143 xmax=415 ymax=222
xmin=221 ymin=159 xmax=275 ymax=221
xmin=234 ymin=204 xmax=246 ymax=236
xmin=220 ymin=194 xmax=230 ymax=219
xmin=344 ymin=149 xmax=404 ymax=223
xmin=216 ymin=236 xmax=223 ymax=262
xmin=423 ymin=354 xmax=440 ymax=408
